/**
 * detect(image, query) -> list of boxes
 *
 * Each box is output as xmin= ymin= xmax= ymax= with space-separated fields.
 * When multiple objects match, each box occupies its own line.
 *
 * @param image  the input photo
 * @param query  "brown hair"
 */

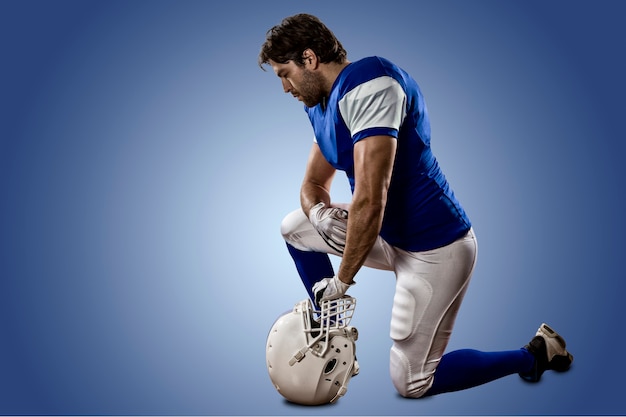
xmin=258 ymin=14 xmax=347 ymax=69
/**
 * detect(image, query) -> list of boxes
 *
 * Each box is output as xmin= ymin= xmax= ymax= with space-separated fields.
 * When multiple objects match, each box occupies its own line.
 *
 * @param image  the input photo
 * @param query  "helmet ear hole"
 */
xmin=324 ymin=358 xmax=337 ymax=374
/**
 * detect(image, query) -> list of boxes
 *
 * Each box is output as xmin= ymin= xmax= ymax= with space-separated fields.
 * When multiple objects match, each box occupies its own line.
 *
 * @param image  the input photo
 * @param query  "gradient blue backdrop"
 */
xmin=1 ymin=0 xmax=624 ymax=415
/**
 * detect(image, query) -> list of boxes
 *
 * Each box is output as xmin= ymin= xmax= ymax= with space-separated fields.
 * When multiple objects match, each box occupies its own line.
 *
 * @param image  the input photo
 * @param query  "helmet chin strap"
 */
xmin=289 ymin=332 xmax=356 ymax=403
xmin=289 ymin=347 xmax=309 ymax=366
xmin=329 ymin=362 xmax=354 ymax=403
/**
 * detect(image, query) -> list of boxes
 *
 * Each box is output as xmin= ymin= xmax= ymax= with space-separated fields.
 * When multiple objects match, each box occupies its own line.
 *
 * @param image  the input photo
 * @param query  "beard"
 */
xmin=296 ymin=68 xmax=326 ymax=108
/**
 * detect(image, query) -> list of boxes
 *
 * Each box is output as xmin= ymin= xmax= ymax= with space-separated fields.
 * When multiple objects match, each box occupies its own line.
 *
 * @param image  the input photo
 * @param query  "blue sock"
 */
xmin=426 ymin=348 xmax=535 ymax=396
xmin=286 ymin=243 xmax=334 ymax=304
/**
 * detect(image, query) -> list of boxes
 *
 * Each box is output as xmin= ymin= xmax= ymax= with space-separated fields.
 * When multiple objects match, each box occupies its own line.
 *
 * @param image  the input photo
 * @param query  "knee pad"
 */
xmin=390 ymin=345 xmax=434 ymax=398
xmin=280 ymin=209 xmax=309 ymax=249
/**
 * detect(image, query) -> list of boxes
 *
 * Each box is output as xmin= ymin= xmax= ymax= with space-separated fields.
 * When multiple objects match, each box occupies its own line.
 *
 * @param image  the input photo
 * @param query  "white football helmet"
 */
xmin=266 ymin=296 xmax=359 ymax=405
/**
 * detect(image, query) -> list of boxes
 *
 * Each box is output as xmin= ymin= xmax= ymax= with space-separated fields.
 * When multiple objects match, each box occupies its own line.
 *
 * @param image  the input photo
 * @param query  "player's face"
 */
xmin=270 ymin=60 xmax=325 ymax=107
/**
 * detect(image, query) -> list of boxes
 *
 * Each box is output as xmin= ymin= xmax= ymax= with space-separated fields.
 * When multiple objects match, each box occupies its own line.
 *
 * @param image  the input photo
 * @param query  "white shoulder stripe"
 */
xmin=338 ymin=76 xmax=406 ymax=138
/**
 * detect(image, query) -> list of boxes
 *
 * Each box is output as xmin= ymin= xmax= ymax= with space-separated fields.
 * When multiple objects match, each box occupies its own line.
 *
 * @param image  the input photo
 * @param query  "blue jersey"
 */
xmin=305 ymin=56 xmax=471 ymax=252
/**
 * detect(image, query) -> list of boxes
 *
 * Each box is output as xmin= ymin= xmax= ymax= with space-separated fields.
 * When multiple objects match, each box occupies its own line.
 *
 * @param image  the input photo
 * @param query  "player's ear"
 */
xmin=302 ymin=49 xmax=319 ymax=69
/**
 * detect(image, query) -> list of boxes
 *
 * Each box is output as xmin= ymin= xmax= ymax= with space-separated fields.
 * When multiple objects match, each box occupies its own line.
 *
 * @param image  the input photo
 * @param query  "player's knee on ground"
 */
xmin=390 ymin=345 xmax=434 ymax=398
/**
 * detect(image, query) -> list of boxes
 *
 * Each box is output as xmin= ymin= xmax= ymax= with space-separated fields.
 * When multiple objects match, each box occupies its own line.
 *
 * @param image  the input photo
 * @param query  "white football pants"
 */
xmin=281 ymin=207 xmax=478 ymax=398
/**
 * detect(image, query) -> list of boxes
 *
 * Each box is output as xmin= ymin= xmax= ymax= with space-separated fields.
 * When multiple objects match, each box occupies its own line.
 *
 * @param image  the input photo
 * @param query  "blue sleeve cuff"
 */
xmin=352 ymin=127 xmax=398 ymax=143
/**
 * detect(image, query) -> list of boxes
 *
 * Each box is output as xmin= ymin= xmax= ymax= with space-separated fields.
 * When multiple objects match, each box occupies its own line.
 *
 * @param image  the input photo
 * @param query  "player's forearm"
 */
xmin=300 ymin=144 xmax=336 ymax=217
xmin=300 ymin=182 xmax=331 ymax=217
xmin=337 ymin=198 xmax=385 ymax=284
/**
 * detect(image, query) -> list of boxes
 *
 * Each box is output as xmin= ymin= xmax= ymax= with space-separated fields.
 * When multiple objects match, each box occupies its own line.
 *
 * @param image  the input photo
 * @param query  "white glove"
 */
xmin=313 ymin=275 xmax=354 ymax=304
xmin=309 ymin=202 xmax=348 ymax=253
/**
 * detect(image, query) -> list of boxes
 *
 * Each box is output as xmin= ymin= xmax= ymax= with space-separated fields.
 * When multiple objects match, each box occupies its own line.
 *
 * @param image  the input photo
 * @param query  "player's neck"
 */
xmin=320 ymin=60 xmax=351 ymax=97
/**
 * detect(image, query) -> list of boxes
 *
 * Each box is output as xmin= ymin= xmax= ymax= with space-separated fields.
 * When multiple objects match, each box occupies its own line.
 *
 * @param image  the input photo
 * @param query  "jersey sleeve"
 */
xmin=338 ymin=76 xmax=407 ymax=142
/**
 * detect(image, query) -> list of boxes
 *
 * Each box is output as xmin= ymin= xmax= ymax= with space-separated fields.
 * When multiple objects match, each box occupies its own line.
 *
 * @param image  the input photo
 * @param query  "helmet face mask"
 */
xmin=266 ymin=297 xmax=358 ymax=405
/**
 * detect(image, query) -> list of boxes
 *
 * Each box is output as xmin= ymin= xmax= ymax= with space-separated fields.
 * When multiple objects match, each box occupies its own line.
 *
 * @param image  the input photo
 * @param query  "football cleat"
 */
xmin=519 ymin=323 xmax=573 ymax=382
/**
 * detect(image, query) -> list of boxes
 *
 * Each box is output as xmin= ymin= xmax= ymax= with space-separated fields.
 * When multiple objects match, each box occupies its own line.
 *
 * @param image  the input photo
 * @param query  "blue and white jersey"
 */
xmin=305 ymin=56 xmax=471 ymax=252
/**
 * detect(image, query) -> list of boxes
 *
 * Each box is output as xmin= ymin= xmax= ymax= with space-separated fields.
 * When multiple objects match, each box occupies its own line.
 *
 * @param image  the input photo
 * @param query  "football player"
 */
xmin=259 ymin=13 xmax=573 ymax=400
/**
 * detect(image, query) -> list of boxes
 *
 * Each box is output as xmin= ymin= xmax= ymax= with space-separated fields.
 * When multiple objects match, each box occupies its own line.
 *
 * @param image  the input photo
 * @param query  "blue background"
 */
xmin=1 ymin=0 xmax=624 ymax=415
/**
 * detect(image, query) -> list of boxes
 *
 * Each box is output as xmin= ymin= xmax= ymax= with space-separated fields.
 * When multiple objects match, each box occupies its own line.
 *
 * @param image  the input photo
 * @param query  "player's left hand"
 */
xmin=308 ymin=202 xmax=348 ymax=253
xmin=313 ymin=275 xmax=354 ymax=305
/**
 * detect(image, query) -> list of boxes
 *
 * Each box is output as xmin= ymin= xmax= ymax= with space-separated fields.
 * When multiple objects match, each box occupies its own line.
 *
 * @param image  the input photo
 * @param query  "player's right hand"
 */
xmin=313 ymin=275 xmax=353 ymax=305
xmin=309 ymin=202 xmax=348 ymax=253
